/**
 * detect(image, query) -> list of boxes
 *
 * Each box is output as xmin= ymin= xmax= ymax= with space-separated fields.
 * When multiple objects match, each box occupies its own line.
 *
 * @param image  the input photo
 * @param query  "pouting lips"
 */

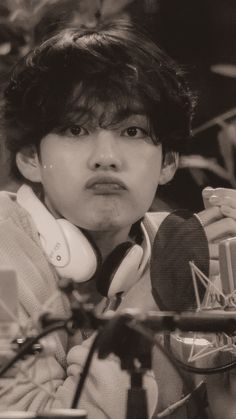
xmin=85 ymin=176 xmax=127 ymax=192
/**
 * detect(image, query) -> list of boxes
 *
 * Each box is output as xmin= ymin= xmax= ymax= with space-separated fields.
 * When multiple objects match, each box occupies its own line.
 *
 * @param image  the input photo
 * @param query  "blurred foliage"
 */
xmin=0 ymin=0 xmax=135 ymax=60
xmin=180 ymin=112 xmax=236 ymax=188
xmin=0 ymin=0 xmax=158 ymax=78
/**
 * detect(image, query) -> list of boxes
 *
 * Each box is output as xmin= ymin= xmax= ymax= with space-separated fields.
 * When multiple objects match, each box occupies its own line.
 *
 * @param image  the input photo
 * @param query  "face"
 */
xmin=20 ymin=109 xmax=171 ymax=235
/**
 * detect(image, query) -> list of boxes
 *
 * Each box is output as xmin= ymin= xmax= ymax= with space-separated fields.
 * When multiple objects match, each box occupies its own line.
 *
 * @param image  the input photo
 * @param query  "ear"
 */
xmin=159 ymin=151 xmax=179 ymax=185
xmin=16 ymin=146 xmax=42 ymax=183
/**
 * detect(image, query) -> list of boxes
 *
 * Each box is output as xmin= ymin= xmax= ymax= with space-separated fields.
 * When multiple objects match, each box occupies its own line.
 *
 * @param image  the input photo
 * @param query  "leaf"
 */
xmin=0 ymin=42 xmax=11 ymax=55
xmin=217 ymin=123 xmax=236 ymax=183
xmin=179 ymin=154 xmax=236 ymax=186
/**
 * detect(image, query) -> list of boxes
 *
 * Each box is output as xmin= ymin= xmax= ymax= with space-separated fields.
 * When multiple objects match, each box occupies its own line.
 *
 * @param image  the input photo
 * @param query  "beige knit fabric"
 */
xmin=0 ymin=191 xmax=159 ymax=418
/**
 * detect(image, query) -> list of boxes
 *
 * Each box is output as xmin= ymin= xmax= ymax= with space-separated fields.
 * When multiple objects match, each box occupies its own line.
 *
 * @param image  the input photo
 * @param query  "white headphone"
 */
xmin=17 ymin=184 xmax=150 ymax=297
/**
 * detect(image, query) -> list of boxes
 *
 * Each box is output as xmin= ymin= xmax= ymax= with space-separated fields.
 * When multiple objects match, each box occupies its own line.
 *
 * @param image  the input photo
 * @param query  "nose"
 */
xmin=88 ymin=131 xmax=123 ymax=171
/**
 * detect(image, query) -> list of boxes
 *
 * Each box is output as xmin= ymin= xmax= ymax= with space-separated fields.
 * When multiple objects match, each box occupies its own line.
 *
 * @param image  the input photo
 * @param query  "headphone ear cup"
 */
xmin=56 ymin=219 xmax=100 ymax=282
xmin=96 ymin=242 xmax=133 ymax=297
xmin=16 ymin=184 xmax=101 ymax=283
xmin=96 ymin=242 xmax=144 ymax=298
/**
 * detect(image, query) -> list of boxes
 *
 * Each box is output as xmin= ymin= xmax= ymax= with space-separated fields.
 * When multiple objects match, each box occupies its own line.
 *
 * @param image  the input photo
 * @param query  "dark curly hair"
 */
xmin=2 ymin=19 xmax=195 ymax=181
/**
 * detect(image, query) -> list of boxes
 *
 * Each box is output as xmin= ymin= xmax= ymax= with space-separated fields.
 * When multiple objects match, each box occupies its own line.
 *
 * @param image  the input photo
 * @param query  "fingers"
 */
xmin=202 ymin=187 xmax=236 ymax=201
xmin=210 ymin=196 xmax=236 ymax=224
xmin=202 ymin=186 xmax=215 ymax=209
xmin=221 ymin=204 xmax=236 ymax=220
xmin=197 ymin=206 xmax=223 ymax=226
xmin=199 ymin=187 xmax=236 ymax=226
xmin=210 ymin=195 xmax=236 ymax=209
xmin=204 ymin=217 xmax=236 ymax=242
xmin=198 ymin=188 xmax=236 ymax=279
xmin=202 ymin=187 xmax=236 ymax=221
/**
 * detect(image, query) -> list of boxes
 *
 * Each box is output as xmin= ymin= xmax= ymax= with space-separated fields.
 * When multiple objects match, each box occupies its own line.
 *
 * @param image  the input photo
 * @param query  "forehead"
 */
xmin=64 ymin=82 xmax=149 ymax=124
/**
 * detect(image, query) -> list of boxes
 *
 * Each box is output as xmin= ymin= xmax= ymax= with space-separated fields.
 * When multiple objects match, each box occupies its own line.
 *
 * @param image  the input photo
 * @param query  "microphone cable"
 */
xmin=0 ymin=319 xmax=68 ymax=378
xmin=71 ymin=331 xmax=101 ymax=409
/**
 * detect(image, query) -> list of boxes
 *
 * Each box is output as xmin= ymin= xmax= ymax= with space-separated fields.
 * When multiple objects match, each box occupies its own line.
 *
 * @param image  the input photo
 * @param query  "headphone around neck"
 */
xmin=16 ymin=184 xmax=150 ymax=298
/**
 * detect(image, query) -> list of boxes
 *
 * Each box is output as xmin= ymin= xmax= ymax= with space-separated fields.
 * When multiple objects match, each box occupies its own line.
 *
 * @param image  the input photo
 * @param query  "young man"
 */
xmin=0 ymin=20 xmax=236 ymax=418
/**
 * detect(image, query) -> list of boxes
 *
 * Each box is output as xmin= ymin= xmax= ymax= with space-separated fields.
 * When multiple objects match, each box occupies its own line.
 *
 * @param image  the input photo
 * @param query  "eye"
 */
xmin=66 ymin=125 xmax=88 ymax=137
xmin=122 ymin=126 xmax=148 ymax=139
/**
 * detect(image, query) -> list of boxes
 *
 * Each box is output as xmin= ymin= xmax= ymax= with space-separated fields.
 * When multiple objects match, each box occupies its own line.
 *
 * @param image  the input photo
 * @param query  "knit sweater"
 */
xmin=0 ymin=191 xmax=186 ymax=418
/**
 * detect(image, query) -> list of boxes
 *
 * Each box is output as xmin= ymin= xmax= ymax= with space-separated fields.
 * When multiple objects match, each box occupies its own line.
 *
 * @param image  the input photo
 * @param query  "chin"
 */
xmin=84 ymin=213 xmax=128 ymax=232
xmin=76 ymin=206 xmax=137 ymax=231
xmin=89 ymin=220 xmax=122 ymax=232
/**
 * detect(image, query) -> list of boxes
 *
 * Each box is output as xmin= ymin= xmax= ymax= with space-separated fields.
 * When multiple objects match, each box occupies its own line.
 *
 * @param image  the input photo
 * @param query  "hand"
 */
xmin=197 ymin=187 xmax=236 ymax=276
xmin=194 ymin=188 xmax=236 ymax=418
xmin=203 ymin=187 xmax=236 ymax=222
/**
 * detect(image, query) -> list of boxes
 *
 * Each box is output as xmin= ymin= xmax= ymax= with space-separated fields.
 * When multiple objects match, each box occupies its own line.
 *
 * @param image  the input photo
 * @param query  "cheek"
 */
xmin=40 ymin=135 xmax=81 ymax=177
xmin=40 ymin=163 xmax=70 ymax=193
xmin=132 ymin=150 xmax=163 ymax=210
xmin=137 ymin=148 xmax=162 ymax=187
xmin=40 ymin=144 xmax=80 ymax=188
xmin=39 ymin=156 xmax=81 ymax=213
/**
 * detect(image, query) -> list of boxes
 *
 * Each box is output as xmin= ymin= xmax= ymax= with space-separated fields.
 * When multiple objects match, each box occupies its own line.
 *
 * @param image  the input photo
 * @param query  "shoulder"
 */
xmin=0 ymin=191 xmax=18 ymax=220
xmin=144 ymin=211 xmax=170 ymax=228
xmin=0 ymin=190 xmax=38 ymax=239
xmin=143 ymin=211 xmax=169 ymax=243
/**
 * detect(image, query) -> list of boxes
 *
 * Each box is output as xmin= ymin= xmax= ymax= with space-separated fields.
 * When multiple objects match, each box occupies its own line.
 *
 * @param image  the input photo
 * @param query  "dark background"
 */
xmin=129 ymin=0 xmax=236 ymax=211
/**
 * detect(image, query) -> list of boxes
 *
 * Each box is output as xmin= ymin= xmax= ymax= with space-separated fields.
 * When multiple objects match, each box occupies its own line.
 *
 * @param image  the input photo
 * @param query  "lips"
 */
xmin=85 ymin=176 xmax=127 ymax=194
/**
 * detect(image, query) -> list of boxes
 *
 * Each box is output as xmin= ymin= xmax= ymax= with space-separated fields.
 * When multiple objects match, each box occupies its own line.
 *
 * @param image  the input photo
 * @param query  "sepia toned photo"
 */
xmin=0 ymin=1 xmax=236 ymax=418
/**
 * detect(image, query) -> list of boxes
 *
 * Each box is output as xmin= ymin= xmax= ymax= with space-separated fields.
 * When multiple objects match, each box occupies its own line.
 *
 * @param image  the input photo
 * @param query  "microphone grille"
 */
xmin=150 ymin=210 xmax=209 ymax=312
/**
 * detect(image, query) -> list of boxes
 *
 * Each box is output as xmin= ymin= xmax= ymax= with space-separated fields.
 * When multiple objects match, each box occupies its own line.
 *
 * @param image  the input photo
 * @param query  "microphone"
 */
xmin=136 ymin=310 xmax=236 ymax=334
xmin=149 ymin=210 xmax=236 ymax=369
xmin=149 ymin=210 xmax=221 ymax=369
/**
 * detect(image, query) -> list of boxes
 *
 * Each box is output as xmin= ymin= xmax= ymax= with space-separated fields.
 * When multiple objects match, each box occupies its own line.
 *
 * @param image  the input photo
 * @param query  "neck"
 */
xmin=88 ymin=226 xmax=132 ymax=260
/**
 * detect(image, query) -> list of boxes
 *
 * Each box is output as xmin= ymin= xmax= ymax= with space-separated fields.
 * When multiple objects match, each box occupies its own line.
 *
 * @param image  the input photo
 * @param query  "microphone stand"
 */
xmin=125 ymin=345 xmax=151 ymax=419
xmin=96 ymin=313 xmax=152 ymax=419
